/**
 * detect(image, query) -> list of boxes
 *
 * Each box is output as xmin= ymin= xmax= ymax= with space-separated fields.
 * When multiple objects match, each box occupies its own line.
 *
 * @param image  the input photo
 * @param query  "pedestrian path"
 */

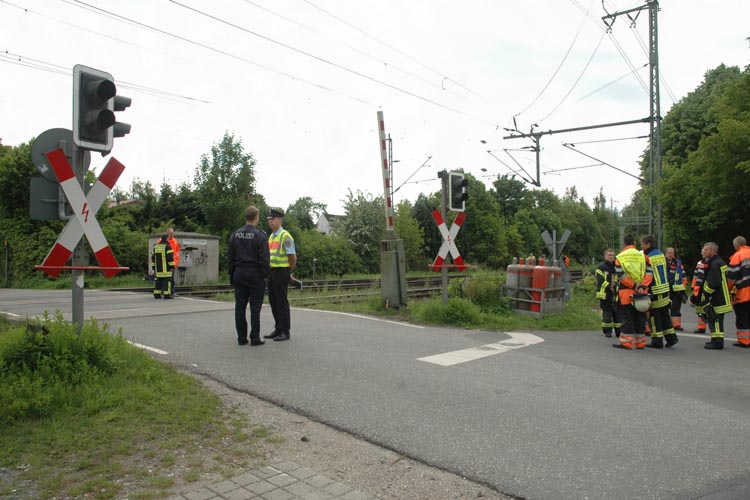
xmin=167 ymin=461 xmax=380 ymax=500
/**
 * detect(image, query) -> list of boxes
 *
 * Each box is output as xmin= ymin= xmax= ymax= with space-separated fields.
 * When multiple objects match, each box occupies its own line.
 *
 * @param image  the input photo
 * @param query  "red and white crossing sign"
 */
xmin=429 ymin=209 xmax=467 ymax=272
xmin=38 ymin=148 xmax=125 ymax=278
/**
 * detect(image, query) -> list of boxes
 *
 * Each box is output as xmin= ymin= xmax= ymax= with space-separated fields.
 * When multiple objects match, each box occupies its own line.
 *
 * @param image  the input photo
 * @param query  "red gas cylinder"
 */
xmin=531 ymin=257 xmax=549 ymax=313
xmin=518 ymin=257 xmax=533 ymax=310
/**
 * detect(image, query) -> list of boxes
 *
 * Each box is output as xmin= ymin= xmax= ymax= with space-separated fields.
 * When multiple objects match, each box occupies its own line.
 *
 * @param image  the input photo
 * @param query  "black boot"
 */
xmin=603 ymin=329 xmax=612 ymax=338
xmin=665 ymin=333 xmax=679 ymax=348
xmin=647 ymin=337 xmax=664 ymax=349
xmin=615 ymin=330 xmax=621 ymax=338
xmin=704 ymin=338 xmax=724 ymax=350
xmin=264 ymin=330 xmax=280 ymax=339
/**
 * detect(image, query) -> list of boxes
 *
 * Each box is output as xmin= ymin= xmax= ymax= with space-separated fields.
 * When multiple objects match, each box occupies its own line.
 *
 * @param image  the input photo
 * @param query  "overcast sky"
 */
xmin=1 ymin=0 xmax=748 ymax=217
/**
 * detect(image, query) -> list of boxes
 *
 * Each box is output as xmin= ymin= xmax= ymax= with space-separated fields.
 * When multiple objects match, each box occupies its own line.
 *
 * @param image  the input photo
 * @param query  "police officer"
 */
xmin=264 ymin=207 xmax=296 ymax=342
xmin=228 ymin=206 xmax=270 ymax=346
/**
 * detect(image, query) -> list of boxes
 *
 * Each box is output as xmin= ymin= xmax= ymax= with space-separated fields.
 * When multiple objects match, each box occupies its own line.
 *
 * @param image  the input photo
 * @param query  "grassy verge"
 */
xmin=295 ymin=272 xmax=601 ymax=332
xmin=0 ymin=314 xmax=277 ymax=499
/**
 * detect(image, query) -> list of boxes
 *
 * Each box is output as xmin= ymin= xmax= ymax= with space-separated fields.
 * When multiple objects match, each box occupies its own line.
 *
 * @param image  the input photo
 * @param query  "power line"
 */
xmin=167 ymin=0 xmax=500 ymax=127
xmin=65 ymin=0 xmax=372 ymax=106
xmin=238 ymin=0 xmax=466 ymax=100
xmin=576 ymin=62 xmax=647 ymax=101
xmin=516 ymin=0 xmax=595 ymax=117
xmin=534 ymin=30 xmax=606 ymax=123
xmin=301 ymin=0 xmax=487 ymax=100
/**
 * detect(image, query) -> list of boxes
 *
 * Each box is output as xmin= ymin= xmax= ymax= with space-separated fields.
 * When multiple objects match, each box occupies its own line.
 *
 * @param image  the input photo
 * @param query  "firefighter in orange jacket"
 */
xmin=727 ymin=235 xmax=750 ymax=348
xmin=613 ymin=234 xmax=653 ymax=349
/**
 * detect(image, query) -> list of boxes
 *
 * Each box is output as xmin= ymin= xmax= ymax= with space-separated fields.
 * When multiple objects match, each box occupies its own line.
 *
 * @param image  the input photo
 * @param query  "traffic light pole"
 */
xmin=71 ymin=146 xmax=87 ymax=329
xmin=439 ymin=170 xmax=449 ymax=305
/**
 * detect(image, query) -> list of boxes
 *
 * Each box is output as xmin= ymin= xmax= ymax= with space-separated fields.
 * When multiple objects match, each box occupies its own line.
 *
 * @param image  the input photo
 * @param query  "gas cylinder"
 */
xmin=531 ymin=257 xmax=548 ymax=313
xmin=518 ymin=257 xmax=533 ymax=310
xmin=506 ymin=257 xmax=520 ymax=290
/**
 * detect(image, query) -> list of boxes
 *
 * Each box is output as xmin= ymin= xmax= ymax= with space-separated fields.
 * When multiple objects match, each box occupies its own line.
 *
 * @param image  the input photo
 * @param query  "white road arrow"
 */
xmin=417 ymin=332 xmax=544 ymax=366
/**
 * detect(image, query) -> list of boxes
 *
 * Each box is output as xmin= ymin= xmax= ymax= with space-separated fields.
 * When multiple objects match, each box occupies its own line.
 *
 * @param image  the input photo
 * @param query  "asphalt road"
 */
xmin=3 ymin=289 xmax=750 ymax=500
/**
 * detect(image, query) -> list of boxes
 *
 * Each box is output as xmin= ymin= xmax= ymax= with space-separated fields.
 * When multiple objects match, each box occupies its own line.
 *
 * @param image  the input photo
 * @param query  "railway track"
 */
xmin=112 ymin=270 xmax=583 ymax=304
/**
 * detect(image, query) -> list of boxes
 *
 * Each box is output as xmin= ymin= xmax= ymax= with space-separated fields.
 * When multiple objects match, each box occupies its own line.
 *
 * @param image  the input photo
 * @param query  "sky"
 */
xmin=1 ymin=0 xmax=748 ymax=218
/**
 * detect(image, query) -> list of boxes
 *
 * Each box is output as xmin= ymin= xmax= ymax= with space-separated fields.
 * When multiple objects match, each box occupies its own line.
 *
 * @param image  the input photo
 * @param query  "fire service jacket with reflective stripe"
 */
xmin=152 ymin=241 xmax=174 ymax=278
xmin=645 ymin=248 xmax=670 ymax=308
xmin=699 ymin=255 xmax=733 ymax=315
xmin=727 ymin=245 xmax=750 ymax=304
xmin=615 ymin=245 xmax=652 ymax=305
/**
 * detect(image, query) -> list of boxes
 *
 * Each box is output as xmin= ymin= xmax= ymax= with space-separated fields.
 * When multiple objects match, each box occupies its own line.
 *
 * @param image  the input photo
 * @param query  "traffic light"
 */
xmin=73 ymin=64 xmax=131 ymax=153
xmin=449 ymin=172 xmax=468 ymax=212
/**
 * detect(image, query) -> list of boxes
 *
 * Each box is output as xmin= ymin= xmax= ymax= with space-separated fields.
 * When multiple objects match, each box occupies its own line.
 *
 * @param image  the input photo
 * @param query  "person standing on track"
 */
xmin=264 ymin=207 xmax=296 ymax=342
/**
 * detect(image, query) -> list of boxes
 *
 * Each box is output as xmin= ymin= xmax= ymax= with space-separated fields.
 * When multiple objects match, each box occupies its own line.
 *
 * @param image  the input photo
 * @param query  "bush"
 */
xmin=0 ymin=316 xmax=127 ymax=424
xmin=410 ymin=297 xmax=482 ymax=326
xmin=460 ymin=270 xmax=511 ymax=315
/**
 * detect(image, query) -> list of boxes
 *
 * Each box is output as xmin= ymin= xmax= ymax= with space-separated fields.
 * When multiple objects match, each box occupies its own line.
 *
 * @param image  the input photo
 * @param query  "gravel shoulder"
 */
xmin=190 ymin=373 xmax=512 ymax=500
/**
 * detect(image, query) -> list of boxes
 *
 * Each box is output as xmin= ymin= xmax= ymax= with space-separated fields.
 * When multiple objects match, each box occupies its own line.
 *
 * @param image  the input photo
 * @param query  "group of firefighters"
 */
xmin=596 ymin=234 xmax=750 ymax=350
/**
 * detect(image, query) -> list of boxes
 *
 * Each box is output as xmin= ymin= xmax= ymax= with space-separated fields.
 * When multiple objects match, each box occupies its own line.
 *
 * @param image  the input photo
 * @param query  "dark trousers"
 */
xmin=620 ymin=304 xmax=646 ymax=335
xmin=649 ymin=304 xmax=674 ymax=339
xmin=268 ymin=267 xmax=291 ymax=334
xmin=154 ymin=275 xmax=172 ymax=298
xmin=234 ymin=268 xmax=266 ymax=343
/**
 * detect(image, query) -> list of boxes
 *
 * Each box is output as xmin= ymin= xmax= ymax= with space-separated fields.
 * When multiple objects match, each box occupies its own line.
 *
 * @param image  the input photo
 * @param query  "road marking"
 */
xmin=296 ymin=308 xmax=424 ymax=329
xmin=417 ymin=332 xmax=544 ymax=366
xmin=127 ymin=341 xmax=168 ymax=355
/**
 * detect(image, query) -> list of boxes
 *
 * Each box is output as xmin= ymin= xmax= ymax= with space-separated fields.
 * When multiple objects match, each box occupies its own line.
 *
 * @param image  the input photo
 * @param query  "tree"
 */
xmin=0 ymin=141 xmax=34 ymax=218
xmin=338 ymin=190 xmax=385 ymax=273
xmin=285 ymin=197 xmax=327 ymax=232
xmin=393 ymin=200 xmax=426 ymax=272
xmin=193 ymin=131 xmax=257 ymax=235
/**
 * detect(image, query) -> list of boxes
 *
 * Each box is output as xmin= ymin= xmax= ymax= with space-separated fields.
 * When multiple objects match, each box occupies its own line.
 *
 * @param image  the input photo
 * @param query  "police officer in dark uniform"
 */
xmin=228 ymin=206 xmax=270 ymax=346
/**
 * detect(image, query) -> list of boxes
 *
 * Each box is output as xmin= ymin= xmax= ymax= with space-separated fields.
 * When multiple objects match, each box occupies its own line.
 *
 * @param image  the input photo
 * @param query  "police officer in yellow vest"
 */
xmin=264 ymin=208 xmax=296 ymax=342
xmin=641 ymin=235 xmax=679 ymax=349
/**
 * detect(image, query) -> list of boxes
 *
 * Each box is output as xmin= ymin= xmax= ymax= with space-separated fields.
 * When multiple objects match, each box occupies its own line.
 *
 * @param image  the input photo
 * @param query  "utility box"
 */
xmin=148 ymin=232 xmax=219 ymax=285
xmin=380 ymin=238 xmax=407 ymax=308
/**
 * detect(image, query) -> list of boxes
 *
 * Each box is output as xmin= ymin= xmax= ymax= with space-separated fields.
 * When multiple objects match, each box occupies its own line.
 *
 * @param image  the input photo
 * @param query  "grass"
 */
xmin=0 ymin=314 xmax=277 ymax=499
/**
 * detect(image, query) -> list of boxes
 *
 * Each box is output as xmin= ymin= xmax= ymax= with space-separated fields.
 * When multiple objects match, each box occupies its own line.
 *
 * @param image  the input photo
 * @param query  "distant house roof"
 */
xmin=316 ymin=213 xmax=344 ymax=234
xmin=107 ymin=198 xmax=146 ymax=209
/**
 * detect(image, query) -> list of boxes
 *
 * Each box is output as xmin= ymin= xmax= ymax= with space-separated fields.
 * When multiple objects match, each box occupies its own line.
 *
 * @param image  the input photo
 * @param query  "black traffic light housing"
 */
xmin=73 ymin=64 xmax=131 ymax=154
xmin=449 ymin=172 xmax=468 ymax=212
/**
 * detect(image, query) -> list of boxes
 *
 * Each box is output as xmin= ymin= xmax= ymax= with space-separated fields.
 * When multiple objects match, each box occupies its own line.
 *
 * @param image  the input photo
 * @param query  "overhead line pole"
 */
xmin=502 ymin=117 xmax=651 ymax=186
xmin=603 ymin=1 xmax=663 ymax=248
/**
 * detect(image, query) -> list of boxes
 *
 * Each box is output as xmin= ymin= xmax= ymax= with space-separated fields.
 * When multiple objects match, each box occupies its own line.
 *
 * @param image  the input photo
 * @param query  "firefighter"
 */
xmin=595 ymin=248 xmax=621 ymax=338
xmin=727 ymin=236 xmax=750 ymax=348
xmin=665 ymin=247 xmax=687 ymax=331
xmin=152 ymin=233 xmax=175 ymax=299
xmin=613 ymin=234 xmax=652 ymax=349
xmin=691 ymin=257 xmax=709 ymax=333
xmin=691 ymin=242 xmax=732 ymax=350
xmin=641 ymin=235 xmax=679 ymax=349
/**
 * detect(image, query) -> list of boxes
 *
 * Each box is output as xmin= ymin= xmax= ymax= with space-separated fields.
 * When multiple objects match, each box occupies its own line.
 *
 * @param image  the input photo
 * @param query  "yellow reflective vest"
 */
xmin=269 ymin=229 xmax=293 ymax=268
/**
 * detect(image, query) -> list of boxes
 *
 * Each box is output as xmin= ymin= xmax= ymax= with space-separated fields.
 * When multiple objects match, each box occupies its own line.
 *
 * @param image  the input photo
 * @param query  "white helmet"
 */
xmin=631 ymin=293 xmax=651 ymax=312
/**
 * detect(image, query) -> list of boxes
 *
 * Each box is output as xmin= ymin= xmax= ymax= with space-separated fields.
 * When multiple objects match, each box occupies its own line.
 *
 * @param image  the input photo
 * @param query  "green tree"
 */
xmin=285 ymin=197 xmax=327 ymax=232
xmin=0 ymin=141 xmax=34 ymax=218
xmin=193 ymin=132 xmax=257 ymax=235
xmin=295 ymin=230 xmax=363 ymax=279
xmin=393 ymin=200 xmax=426 ymax=272
xmin=338 ymin=190 xmax=385 ymax=273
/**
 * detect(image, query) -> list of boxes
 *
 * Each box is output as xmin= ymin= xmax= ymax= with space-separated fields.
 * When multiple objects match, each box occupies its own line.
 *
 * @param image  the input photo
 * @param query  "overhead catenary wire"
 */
xmin=63 ymin=0 xmax=372 ymax=106
xmin=576 ymin=62 xmax=647 ymax=101
xmin=238 ymin=0 xmax=466 ymax=100
xmin=301 ymin=0 xmax=487 ymax=101
xmin=515 ymin=0 xmax=595 ymax=117
xmin=534 ymin=30 xmax=606 ymax=123
xmin=166 ymin=0 xmax=500 ymax=127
